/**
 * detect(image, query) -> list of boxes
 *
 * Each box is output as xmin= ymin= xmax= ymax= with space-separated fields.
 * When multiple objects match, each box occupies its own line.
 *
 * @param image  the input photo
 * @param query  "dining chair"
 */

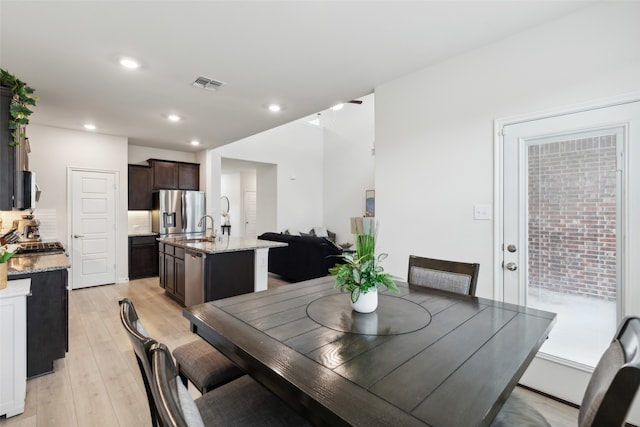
xmin=150 ymin=342 xmax=312 ymax=426
xmin=492 ymin=315 xmax=640 ymax=427
xmin=407 ymin=255 xmax=480 ymax=296
xmin=119 ymin=298 xmax=161 ymax=426
xmin=119 ymin=298 xmax=244 ymax=395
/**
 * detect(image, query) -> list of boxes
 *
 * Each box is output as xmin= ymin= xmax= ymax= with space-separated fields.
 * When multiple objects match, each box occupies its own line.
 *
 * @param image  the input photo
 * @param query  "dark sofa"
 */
xmin=258 ymin=232 xmax=344 ymax=282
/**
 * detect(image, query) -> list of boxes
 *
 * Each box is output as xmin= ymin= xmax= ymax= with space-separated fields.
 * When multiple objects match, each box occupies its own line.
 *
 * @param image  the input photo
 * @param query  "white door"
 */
xmin=244 ymin=190 xmax=257 ymax=237
xmin=500 ymin=100 xmax=640 ymax=412
xmin=70 ymin=169 xmax=117 ymax=289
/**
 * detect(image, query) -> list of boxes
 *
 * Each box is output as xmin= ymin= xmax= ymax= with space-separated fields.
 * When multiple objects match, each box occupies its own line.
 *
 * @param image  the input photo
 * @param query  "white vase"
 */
xmin=351 ymin=288 xmax=378 ymax=313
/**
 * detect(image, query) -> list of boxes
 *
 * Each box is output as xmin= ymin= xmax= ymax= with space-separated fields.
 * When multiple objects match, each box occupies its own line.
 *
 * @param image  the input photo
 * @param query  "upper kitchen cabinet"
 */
xmin=128 ymin=164 xmax=152 ymax=210
xmin=0 ymin=86 xmax=14 ymax=210
xmin=1 ymin=71 xmax=37 ymax=210
xmin=148 ymin=159 xmax=199 ymax=191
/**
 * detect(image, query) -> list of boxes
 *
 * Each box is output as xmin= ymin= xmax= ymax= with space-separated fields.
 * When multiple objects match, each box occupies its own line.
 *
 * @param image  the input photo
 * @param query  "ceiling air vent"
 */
xmin=192 ymin=76 xmax=224 ymax=91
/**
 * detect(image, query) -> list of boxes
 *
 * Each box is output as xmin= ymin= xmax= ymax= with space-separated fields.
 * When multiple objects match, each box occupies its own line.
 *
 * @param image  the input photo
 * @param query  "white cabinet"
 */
xmin=0 ymin=278 xmax=30 ymax=418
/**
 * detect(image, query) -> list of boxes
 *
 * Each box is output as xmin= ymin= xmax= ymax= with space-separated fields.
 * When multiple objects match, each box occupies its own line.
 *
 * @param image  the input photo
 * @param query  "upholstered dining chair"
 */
xmin=492 ymin=315 xmax=640 ymax=427
xmin=150 ymin=342 xmax=312 ymax=427
xmin=119 ymin=298 xmax=244 ymax=399
xmin=407 ymin=255 xmax=480 ymax=296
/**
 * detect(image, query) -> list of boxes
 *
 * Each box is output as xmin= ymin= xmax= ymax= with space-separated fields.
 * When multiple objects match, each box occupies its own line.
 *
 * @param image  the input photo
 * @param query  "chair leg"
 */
xmin=177 ymin=364 xmax=189 ymax=388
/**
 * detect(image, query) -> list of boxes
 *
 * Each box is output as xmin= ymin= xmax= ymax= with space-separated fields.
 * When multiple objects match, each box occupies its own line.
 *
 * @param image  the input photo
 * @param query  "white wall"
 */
xmin=212 ymin=120 xmax=324 ymax=234
xmin=221 ymin=170 xmax=256 ymax=237
xmin=322 ymin=94 xmax=375 ymax=244
xmin=27 ymin=124 xmax=130 ymax=282
xmin=375 ymin=1 xmax=640 ymax=298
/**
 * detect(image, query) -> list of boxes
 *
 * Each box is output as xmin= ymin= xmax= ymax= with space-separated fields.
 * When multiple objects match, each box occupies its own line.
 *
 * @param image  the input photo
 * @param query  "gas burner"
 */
xmin=16 ymin=241 xmax=65 ymax=255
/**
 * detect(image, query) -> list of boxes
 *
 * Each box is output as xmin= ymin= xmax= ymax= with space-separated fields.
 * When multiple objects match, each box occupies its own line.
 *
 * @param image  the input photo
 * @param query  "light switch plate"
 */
xmin=474 ymin=204 xmax=492 ymax=220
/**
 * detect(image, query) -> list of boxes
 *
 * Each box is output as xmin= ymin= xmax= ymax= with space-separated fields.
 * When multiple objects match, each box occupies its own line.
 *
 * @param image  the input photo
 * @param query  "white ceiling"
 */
xmin=0 ymin=1 xmax=592 ymax=152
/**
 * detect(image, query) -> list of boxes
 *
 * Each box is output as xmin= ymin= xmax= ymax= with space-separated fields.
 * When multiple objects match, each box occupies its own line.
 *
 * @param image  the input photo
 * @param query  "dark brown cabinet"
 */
xmin=148 ymin=159 xmax=199 ymax=191
xmin=1 ymin=87 xmax=16 ymax=210
xmin=127 ymin=165 xmax=152 ymax=210
xmin=178 ymin=163 xmax=199 ymax=190
xmin=128 ymin=235 xmax=159 ymax=279
xmin=10 ymin=268 xmax=68 ymax=378
xmin=158 ymin=243 xmax=186 ymax=304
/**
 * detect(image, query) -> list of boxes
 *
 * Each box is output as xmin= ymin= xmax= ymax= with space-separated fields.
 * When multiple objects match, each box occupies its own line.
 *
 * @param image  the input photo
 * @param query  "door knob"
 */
xmin=73 ymin=234 xmax=84 ymax=238
xmin=505 ymin=262 xmax=518 ymax=271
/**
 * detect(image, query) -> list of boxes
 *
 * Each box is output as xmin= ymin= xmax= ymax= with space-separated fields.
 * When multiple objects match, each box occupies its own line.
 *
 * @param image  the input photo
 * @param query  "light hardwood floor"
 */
xmin=0 ymin=276 xmax=579 ymax=427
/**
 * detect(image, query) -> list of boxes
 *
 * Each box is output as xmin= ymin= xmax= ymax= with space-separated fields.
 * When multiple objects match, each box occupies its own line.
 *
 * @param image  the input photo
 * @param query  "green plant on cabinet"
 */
xmin=0 ymin=68 xmax=38 ymax=146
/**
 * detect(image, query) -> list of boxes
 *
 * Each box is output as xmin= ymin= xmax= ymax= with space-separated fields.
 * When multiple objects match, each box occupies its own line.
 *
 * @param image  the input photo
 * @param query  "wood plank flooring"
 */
xmin=0 ymin=276 xmax=578 ymax=427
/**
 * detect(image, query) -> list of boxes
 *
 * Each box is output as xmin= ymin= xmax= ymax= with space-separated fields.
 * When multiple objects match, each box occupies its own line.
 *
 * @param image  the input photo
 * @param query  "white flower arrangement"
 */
xmin=0 ymin=243 xmax=20 ymax=263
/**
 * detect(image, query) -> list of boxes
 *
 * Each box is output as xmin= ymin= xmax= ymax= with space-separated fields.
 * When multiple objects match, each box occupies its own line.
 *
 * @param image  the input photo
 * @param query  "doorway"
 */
xmin=69 ymin=169 xmax=117 ymax=289
xmin=498 ymin=99 xmax=640 ymax=406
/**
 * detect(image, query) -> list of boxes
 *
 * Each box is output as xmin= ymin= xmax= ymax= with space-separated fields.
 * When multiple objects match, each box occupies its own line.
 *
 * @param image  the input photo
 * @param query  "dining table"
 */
xmin=183 ymin=276 xmax=556 ymax=427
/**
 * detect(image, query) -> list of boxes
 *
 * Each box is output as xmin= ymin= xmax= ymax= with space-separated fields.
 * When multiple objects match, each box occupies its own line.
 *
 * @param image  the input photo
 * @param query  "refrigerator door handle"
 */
xmin=181 ymin=192 xmax=187 ymax=229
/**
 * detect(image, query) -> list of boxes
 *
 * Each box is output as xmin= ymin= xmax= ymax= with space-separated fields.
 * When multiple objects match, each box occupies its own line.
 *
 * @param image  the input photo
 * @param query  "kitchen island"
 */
xmin=157 ymin=235 xmax=286 ymax=306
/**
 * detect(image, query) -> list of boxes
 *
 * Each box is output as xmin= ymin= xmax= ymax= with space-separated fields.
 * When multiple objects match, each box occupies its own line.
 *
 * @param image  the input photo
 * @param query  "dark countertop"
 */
xmin=8 ymin=253 xmax=71 ymax=276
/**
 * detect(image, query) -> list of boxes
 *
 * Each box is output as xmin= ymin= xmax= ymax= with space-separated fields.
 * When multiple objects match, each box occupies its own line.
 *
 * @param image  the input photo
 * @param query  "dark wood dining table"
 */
xmin=183 ymin=276 xmax=556 ymax=427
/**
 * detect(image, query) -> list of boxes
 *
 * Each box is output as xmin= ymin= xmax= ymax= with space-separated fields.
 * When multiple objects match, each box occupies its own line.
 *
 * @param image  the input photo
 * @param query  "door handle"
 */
xmin=504 ymin=262 xmax=518 ymax=271
xmin=73 ymin=234 xmax=84 ymax=238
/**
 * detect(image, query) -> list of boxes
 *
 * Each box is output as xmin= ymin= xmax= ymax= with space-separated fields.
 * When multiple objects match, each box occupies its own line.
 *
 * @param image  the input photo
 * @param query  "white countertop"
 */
xmin=0 ymin=278 xmax=31 ymax=298
xmin=159 ymin=235 xmax=287 ymax=255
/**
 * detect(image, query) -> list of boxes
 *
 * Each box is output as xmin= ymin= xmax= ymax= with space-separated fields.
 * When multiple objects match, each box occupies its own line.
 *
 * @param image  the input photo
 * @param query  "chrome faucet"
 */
xmin=198 ymin=215 xmax=215 ymax=240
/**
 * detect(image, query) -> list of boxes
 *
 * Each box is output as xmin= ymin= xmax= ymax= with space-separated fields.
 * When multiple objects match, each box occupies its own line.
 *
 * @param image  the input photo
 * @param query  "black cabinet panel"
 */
xmin=204 ymin=251 xmax=255 ymax=301
xmin=11 ymin=269 xmax=68 ymax=378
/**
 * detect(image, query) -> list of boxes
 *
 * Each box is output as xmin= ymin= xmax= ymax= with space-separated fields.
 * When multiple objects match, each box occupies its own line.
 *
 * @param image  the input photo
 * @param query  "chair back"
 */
xmin=119 ymin=298 xmax=159 ymax=427
xmin=579 ymin=316 xmax=640 ymax=427
xmin=407 ymin=255 xmax=479 ymax=296
xmin=151 ymin=342 xmax=203 ymax=427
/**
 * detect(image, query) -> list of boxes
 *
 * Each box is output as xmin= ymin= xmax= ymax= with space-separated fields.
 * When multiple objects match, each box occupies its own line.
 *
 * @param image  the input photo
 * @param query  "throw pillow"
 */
xmin=313 ymin=227 xmax=329 ymax=238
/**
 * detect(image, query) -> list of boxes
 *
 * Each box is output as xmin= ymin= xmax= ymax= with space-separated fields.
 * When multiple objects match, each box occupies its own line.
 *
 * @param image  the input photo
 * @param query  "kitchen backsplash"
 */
xmin=128 ymin=211 xmax=152 ymax=234
xmin=0 ymin=208 xmax=57 ymax=241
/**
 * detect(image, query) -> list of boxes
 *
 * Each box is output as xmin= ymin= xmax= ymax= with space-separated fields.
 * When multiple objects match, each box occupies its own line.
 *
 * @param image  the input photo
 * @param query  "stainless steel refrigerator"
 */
xmin=152 ymin=190 xmax=206 ymax=236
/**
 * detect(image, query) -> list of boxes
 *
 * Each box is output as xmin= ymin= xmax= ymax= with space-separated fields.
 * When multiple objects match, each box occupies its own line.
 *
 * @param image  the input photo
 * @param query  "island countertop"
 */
xmin=158 ymin=235 xmax=287 ymax=255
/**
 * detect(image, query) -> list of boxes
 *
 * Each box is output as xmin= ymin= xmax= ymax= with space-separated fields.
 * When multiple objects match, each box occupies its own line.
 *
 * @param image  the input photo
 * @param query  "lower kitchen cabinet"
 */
xmin=10 ymin=269 xmax=68 ymax=378
xmin=0 ymin=279 xmax=30 ymax=418
xmin=158 ymin=243 xmax=185 ymax=304
xmin=129 ymin=235 xmax=159 ymax=279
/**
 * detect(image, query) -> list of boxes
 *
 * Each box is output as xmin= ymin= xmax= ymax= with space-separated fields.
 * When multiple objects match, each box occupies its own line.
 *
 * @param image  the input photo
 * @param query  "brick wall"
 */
xmin=528 ymin=134 xmax=617 ymax=301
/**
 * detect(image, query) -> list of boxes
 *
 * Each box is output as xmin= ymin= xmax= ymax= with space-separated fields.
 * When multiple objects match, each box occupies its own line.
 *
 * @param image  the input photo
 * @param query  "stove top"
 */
xmin=16 ymin=241 xmax=65 ymax=255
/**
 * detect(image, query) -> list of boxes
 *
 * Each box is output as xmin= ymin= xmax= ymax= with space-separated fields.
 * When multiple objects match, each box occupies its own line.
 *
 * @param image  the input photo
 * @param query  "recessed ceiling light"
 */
xmin=83 ymin=123 xmax=96 ymax=130
xmin=331 ymin=103 xmax=344 ymax=111
xmin=119 ymin=57 xmax=140 ymax=69
xmin=268 ymin=104 xmax=281 ymax=112
xmin=190 ymin=140 xmax=200 ymax=146
xmin=167 ymin=114 xmax=181 ymax=122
